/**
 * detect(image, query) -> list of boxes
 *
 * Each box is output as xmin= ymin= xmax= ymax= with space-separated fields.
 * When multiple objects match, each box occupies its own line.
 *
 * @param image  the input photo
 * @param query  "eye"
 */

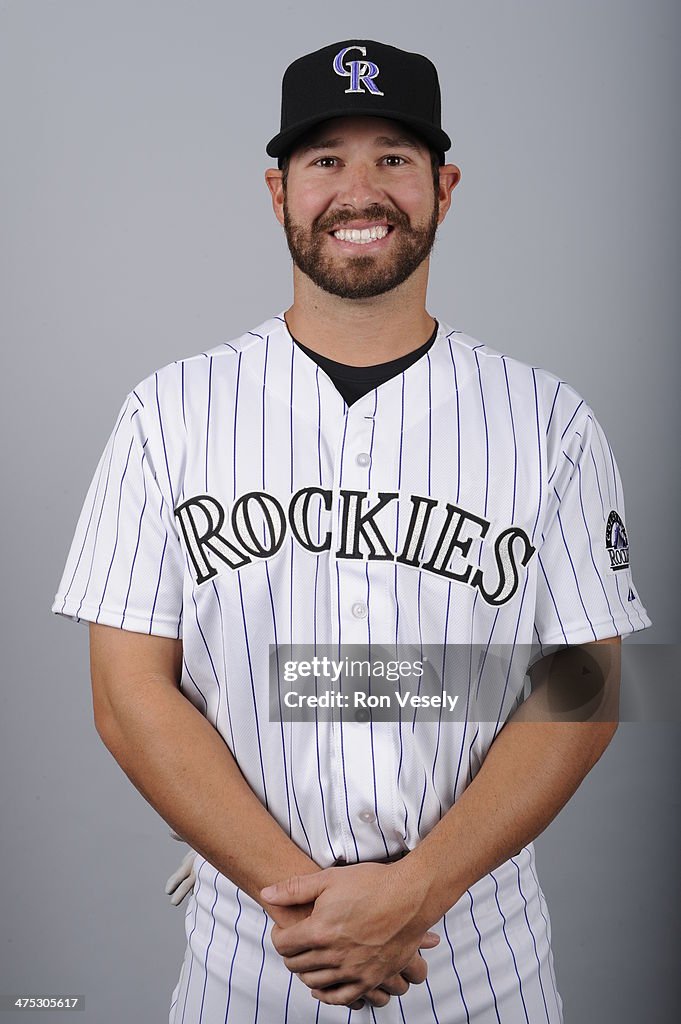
xmin=314 ymin=156 xmax=339 ymax=168
xmin=382 ymin=154 xmax=408 ymax=166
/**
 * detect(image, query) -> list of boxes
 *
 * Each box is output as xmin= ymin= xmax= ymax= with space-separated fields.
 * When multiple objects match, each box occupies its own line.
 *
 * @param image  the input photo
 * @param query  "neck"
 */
xmin=284 ymin=262 xmax=436 ymax=366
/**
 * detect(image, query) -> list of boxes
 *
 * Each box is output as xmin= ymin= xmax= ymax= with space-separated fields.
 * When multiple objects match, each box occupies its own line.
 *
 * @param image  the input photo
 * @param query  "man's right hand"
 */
xmin=264 ymin=898 xmax=432 ymax=1010
xmin=163 ymin=844 xmax=423 ymax=1010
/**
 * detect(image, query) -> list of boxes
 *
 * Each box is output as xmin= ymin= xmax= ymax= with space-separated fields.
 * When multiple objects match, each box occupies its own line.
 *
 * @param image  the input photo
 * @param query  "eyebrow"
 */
xmin=299 ymin=134 xmax=425 ymax=155
xmin=373 ymin=135 xmax=425 ymax=151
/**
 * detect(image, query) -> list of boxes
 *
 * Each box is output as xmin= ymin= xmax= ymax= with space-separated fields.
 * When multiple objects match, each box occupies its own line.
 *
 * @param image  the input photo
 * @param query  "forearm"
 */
xmin=96 ymin=681 xmax=321 ymax=913
xmin=401 ymin=714 xmax=617 ymax=928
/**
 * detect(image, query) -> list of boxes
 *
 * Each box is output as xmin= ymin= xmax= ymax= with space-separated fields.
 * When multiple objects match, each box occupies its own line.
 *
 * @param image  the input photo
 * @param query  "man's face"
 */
xmin=279 ymin=117 xmax=443 ymax=300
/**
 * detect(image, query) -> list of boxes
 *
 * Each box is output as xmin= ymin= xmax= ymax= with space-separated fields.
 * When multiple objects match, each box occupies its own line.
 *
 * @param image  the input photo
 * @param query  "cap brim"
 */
xmin=266 ymin=108 xmax=452 ymax=160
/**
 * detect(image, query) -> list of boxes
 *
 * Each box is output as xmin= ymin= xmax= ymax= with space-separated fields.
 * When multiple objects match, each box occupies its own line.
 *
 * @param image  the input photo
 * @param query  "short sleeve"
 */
xmin=51 ymin=392 xmax=185 ymax=638
xmin=533 ymin=402 xmax=652 ymax=650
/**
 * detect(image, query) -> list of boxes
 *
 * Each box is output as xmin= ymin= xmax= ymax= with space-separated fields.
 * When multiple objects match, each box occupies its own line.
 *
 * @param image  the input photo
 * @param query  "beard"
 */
xmin=283 ymin=198 xmax=440 ymax=300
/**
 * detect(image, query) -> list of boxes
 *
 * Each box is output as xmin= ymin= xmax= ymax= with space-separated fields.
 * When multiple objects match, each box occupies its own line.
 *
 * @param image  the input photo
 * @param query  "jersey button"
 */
xmin=358 ymin=810 xmax=376 ymax=824
xmin=355 ymin=452 xmax=371 ymax=467
xmin=351 ymin=601 xmax=368 ymax=618
xmin=354 ymin=707 xmax=370 ymax=723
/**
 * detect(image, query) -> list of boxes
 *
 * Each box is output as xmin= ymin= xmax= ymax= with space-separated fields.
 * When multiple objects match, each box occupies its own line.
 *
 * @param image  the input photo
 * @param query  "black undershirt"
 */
xmin=291 ymin=321 xmax=439 ymax=406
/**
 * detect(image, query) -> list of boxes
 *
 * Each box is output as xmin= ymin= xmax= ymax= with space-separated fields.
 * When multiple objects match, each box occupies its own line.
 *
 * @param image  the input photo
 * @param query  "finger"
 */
xmin=400 ymin=953 xmax=428 ymax=986
xmin=270 ymin=921 xmax=322 ymax=958
xmin=261 ymin=870 xmax=328 ymax=907
xmin=309 ymin=983 xmax=393 ymax=1007
xmin=297 ymin=969 xmax=352 ymax=990
xmin=306 ymin=981 xmax=392 ymax=1010
xmin=311 ymin=982 xmax=382 ymax=1007
xmin=419 ymin=930 xmax=441 ymax=949
xmin=362 ymin=988 xmax=392 ymax=1008
xmin=283 ymin=951 xmax=339 ymax=973
xmin=301 ymin=974 xmax=394 ymax=1008
xmin=374 ymin=973 xmax=410 ymax=997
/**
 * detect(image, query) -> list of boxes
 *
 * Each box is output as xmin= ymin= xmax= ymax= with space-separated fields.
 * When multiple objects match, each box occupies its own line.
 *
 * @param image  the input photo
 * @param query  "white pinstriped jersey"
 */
xmin=53 ymin=314 xmax=651 ymax=1023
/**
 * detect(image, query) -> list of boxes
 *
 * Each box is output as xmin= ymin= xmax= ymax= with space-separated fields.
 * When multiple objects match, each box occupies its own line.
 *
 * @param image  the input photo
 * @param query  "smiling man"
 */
xmin=52 ymin=39 xmax=651 ymax=1023
xmin=278 ymin=121 xmax=442 ymax=301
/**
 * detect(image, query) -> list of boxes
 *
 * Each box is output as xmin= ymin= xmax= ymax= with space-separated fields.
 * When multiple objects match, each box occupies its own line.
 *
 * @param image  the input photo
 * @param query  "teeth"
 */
xmin=333 ymin=225 xmax=390 ymax=244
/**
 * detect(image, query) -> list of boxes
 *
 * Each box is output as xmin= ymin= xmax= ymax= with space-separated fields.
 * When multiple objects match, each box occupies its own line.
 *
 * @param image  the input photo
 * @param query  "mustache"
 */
xmin=314 ymin=204 xmax=411 ymax=233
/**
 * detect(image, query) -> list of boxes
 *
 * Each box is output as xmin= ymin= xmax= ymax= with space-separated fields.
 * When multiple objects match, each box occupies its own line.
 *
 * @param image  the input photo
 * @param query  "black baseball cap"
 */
xmin=266 ymin=39 xmax=452 ymax=166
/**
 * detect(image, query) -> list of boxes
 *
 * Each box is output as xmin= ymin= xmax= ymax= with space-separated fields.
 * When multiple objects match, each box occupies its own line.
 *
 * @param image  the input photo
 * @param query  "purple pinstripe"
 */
xmin=468 ymin=888 xmax=502 ymax=1022
xmin=362 ymin=387 xmax=391 ymax=858
xmin=120 ymin=447 xmax=149 ymax=626
xmin=223 ymin=887 xmax=243 ymax=1024
xmin=69 ymin=401 xmax=131 ymax=618
xmin=511 ymin=854 xmax=552 ymax=1024
xmin=334 ymin=409 xmax=361 ymax=863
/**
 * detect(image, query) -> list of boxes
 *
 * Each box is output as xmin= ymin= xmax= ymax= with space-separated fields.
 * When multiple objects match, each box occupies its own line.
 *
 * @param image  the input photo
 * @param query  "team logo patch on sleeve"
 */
xmin=605 ymin=510 xmax=630 ymax=571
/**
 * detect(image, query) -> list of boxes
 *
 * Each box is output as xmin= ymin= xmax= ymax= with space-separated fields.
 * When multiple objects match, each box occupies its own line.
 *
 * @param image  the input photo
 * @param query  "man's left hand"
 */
xmin=260 ymin=861 xmax=440 ymax=1006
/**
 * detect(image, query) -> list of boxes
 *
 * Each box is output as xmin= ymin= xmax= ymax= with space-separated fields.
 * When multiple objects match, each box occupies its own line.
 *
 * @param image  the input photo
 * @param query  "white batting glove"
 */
xmin=165 ymin=831 xmax=196 ymax=907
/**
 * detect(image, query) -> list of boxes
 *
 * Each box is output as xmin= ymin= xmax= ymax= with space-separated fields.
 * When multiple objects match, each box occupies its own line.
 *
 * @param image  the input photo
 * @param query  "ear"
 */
xmin=436 ymin=163 xmax=461 ymax=224
xmin=265 ymin=168 xmax=285 ymax=227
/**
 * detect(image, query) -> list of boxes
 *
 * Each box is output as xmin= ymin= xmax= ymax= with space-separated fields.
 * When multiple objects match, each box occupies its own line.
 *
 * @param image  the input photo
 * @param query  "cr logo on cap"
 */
xmin=333 ymin=45 xmax=384 ymax=96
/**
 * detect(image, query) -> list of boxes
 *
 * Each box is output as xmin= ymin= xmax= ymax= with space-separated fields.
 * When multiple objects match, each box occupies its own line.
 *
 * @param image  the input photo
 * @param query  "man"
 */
xmin=52 ymin=39 xmax=651 ymax=1022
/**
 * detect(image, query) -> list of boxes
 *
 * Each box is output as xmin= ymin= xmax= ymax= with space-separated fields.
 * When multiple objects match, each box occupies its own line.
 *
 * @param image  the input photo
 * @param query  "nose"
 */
xmin=335 ymin=160 xmax=385 ymax=210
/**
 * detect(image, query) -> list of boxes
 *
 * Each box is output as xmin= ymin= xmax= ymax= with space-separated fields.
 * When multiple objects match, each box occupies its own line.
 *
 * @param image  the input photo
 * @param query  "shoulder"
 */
xmin=125 ymin=314 xmax=285 ymax=411
xmin=437 ymin=319 xmax=594 ymax=437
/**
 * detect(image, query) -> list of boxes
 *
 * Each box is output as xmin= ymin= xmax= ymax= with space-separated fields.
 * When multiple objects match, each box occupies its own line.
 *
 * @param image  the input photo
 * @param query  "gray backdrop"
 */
xmin=1 ymin=1 xmax=679 ymax=1021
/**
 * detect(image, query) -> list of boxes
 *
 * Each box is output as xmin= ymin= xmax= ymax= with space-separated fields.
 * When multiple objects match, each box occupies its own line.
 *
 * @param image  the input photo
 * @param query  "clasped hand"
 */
xmin=260 ymin=861 xmax=439 ymax=1010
